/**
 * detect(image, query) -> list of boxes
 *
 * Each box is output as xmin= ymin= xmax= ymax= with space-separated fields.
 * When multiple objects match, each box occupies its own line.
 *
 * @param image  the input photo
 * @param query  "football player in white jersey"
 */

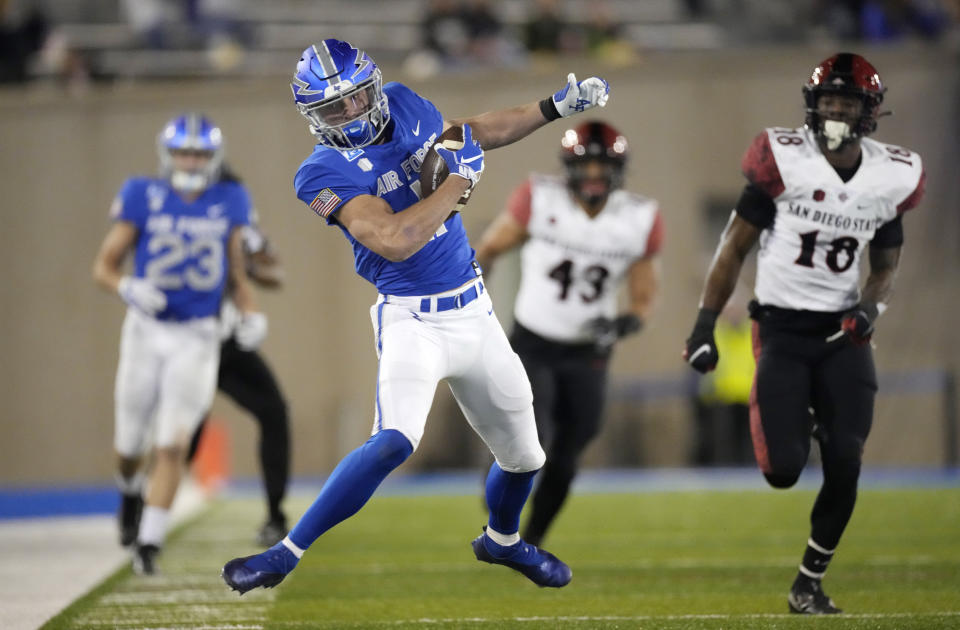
xmin=221 ymin=39 xmax=610 ymax=594
xmin=474 ymin=120 xmax=662 ymax=547
xmin=683 ymin=53 xmax=926 ymax=614
xmin=93 ymin=114 xmax=266 ymax=574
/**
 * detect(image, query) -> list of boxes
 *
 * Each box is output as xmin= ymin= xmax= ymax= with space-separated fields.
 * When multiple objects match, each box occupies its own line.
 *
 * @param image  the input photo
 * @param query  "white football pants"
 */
xmin=370 ymin=279 xmax=545 ymax=473
xmin=114 ymin=308 xmax=220 ymax=456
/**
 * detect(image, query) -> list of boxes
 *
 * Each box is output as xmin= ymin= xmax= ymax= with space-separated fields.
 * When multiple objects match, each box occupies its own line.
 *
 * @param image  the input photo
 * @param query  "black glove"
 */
xmin=683 ymin=308 xmax=719 ymax=373
xmin=841 ymin=302 xmax=879 ymax=345
xmin=586 ymin=314 xmax=643 ymax=350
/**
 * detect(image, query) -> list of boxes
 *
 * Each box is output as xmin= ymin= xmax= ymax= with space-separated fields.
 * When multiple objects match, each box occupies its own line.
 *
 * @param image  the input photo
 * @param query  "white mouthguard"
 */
xmin=823 ymin=120 xmax=851 ymax=151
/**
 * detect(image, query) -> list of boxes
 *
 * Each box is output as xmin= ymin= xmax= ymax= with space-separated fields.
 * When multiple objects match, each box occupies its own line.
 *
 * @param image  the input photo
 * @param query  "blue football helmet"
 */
xmin=157 ymin=113 xmax=224 ymax=193
xmin=291 ymin=40 xmax=390 ymax=149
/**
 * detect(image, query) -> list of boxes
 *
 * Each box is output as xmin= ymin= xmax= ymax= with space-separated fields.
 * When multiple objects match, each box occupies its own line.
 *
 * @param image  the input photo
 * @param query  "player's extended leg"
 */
xmin=113 ymin=311 xmax=160 ymax=548
xmin=223 ymin=301 xmax=436 ymax=594
xmin=216 ymin=338 xmax=291 ymax=545
xmin=449 ymin=302 xmax=571 ymax=587
xmin=788 ymin=342 xmax=876 ymax=615
xmin=523 ymin=356 xmax=607 ymax=547
xmin=134 ymin=319 xmax=220 ymax=576
xmin=749 ymin=324 xmax=816 ymax=488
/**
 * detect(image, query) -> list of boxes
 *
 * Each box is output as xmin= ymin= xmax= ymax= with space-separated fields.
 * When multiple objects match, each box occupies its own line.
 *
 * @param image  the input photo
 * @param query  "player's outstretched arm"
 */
xmin=451 ymin=73 xmax=609 ymax=150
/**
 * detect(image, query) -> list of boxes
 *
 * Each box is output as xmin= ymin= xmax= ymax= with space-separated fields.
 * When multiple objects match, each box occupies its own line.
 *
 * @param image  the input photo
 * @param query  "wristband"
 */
xmin=539 ymin=97 xmax=561 ymax=122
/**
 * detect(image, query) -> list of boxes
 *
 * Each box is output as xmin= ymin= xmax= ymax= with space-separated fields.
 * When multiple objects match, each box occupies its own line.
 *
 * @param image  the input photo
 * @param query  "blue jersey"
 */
xmin=111 ymin=177 xmax=251 ymax=321
xmin=294 ymin=82 xmax=477 ymax=296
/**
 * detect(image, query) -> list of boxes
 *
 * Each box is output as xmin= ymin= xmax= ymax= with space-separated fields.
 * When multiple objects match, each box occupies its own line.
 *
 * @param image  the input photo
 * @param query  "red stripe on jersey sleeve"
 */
xmin=506 ymin=178 xmax=533 ymax=227
xmin=644 ymin=210 xmax=665 ymax=257
xmin=897 ymin=169 xmax=926 ymax=214
xmin=741 ymin=132 xmax=786 ymax=199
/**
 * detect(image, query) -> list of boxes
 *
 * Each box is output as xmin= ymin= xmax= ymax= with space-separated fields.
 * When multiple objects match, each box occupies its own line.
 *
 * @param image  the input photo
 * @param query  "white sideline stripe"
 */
xmin=379 ymin=612 xmax=960 ymax=625
xmin=0 ymin=478 xmax=210 ymax=630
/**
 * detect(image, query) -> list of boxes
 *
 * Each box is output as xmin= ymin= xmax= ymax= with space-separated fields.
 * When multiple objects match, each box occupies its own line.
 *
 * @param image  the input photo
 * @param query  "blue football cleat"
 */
xmin=221 ymin=541 xmax=299 ymax=595
xmin=471 ymin=529 xmax=572 ymax=587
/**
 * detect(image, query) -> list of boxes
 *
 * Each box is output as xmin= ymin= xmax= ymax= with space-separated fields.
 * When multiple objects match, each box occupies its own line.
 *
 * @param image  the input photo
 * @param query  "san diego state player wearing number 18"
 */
xmin=221 ymin=38 xmax=611 ymax=594
xmin=682 ymin=53 xmax=925 ymax=614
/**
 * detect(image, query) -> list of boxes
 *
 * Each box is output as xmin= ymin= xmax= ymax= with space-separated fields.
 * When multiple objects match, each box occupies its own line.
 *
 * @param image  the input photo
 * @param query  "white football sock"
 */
xmin=138 ymin=505 xmax=169 ymax=546
xmin=486 ymin=527 xmax=520 ymax=547
xmin=281 ymin=536 xmax=305 ymax=558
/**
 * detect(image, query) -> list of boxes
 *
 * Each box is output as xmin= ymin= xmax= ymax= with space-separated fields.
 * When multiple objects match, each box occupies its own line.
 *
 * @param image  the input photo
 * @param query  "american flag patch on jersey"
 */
xmin=309 ymin=188 xmax=341 ymax=218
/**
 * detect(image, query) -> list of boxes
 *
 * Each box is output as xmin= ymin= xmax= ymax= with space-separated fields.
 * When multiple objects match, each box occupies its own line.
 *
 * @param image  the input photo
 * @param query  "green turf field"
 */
xmin=45 ymin=487 xmax=960 ymax=629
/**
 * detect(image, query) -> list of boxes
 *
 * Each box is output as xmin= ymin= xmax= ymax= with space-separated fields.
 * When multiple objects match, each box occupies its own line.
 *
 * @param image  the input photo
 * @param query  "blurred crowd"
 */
xmin=2 ymin=0 xmax=958 ymax=88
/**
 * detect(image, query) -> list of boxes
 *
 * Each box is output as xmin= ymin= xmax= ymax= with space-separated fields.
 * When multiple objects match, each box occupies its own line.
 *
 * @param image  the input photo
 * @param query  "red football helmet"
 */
xmin=803 ymin=52 xmax=887 ymax=140
xmin=560 ymin=120 xmax=628 ymax=205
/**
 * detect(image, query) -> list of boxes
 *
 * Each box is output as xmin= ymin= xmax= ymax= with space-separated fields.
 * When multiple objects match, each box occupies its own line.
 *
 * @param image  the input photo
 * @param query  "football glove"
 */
xmin=683 ymin=308 xmax=719 ymax=373
xmin=235 ymin=311 xmax=268 ymax=351
xmin=433 ymin=123 xmax=484 ymax=187
xmin=840 ymin=302 xmax=879 ymax=345
xmin=586 ymin=314 xmax=643 ymax=350
xmin=118 ymin=276 xmax=167 ymax=316
xmin=544 ymin=73 xmax=610 ymax=120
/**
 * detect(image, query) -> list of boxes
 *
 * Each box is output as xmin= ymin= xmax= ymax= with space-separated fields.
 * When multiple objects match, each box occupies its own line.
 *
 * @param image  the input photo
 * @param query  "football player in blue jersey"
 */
xmin=93 ymin=113 xmax=267 ymax=575
xmin=221 ymin=38 xmax=610 ymax=593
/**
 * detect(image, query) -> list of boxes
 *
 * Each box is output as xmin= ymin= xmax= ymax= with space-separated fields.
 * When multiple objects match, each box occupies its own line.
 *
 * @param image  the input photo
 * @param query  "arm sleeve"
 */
xmin=294 ymin=165 xmax=364 ymax=224
xmin=871 ymin=215 xmax=904 ymax=248
xmin=506 ymin=178 xmax=533 ymax=227
xmin=643 ymin=210 xmax=664 ymax=257
xmin=111 ymin=178 xmax=146 ymax=228
xmin=897 ymin=169 xmax=926 ymax=214
xmin=733 ymin=183 xmax=776 ymax=229
xmin=740 ymin=131 xmax=785 ymax=198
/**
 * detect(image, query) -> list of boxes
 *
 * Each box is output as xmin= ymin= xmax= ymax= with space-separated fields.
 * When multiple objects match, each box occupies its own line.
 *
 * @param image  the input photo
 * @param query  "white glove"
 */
xmin=118 ymin=276 xmax=167 ymax=316
xmin=235 ymin=311 xmax=268 ymax=350
xmin=550 ymin=73 xmax=610 ymax=118
xmin=433 ymin=123 xmax=485 ymax=187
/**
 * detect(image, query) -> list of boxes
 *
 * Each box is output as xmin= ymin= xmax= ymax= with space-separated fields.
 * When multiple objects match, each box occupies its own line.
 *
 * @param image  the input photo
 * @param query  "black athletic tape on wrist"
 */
xmin=539 ymin=97 xmax=561 ymax=121
xmin=694 ymin=308 xmax=719 ymax=332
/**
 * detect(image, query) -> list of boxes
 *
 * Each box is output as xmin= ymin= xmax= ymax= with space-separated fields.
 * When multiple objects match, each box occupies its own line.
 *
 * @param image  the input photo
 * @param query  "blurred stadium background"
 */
xmin=1 ymin=0 xmax=958 ymax=487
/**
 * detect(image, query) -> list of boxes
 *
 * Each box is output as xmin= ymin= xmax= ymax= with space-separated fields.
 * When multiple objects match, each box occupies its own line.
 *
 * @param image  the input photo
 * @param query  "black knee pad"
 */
xmin=764 ymin=471 xmax=801 ymax=489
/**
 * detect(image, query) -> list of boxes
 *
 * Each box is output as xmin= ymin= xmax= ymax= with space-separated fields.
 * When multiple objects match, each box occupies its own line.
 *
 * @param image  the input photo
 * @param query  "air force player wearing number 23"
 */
xmin=93 ymin=114 xmax=265 ymax=575
xmin=683 ymin=53 xmax=925 ymax=614
xmin=221 ymin=39 xmax=610 ymax=593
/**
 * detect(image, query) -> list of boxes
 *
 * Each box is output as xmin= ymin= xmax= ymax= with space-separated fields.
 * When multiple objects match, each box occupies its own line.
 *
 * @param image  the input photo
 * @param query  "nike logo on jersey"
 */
xmin=487 ymin=308 xmax=494 ymax=316
xmin=412 ymin=120 xmax=421 ymax=136
xmin=688 ymin=344 xmax=713 ymax=363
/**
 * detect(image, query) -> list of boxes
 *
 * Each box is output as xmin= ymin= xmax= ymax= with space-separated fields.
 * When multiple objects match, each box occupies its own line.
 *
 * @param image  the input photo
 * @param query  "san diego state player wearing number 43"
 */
xmin=221 ymin=38 xmax=610 ymax=594
xmin=683 ymin=53 xmax=925 ymax=614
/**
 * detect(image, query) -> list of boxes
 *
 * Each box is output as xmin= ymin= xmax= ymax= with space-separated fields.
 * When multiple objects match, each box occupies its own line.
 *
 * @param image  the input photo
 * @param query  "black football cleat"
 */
xmin=132 ymin=543 xmax=160 ymax=576
xmin=471 ymin=528 xmax=572 ymax=588
xmin=788 ymin=575 xmax=842 ymax=614
xmin=118 ymin=494 xmax=143 ymax=547
xmin=254 ymin=516 xmax=288 ymax=547
xmin=222 ymin=542 xmax=299 ymax=595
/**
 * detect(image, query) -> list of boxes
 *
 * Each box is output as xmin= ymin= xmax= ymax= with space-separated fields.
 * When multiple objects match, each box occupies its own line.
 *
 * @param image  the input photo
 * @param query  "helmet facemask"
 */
xmin=296 ymin=70 xmax=389 ymax=150
xmin=802 ymin=53 xmax=887 ymax=152
xmin=565 ymin=158 xmax=624 ymax=206
xmin=157 ymin=115 xmax=224 ymax=193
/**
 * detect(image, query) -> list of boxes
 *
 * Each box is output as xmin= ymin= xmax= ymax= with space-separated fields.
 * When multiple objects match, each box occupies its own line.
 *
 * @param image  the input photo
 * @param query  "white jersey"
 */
xmin=741 ymin=127 xmax=924 ymax=312
xmin=511 ymin=174 xmax=663 ymax=343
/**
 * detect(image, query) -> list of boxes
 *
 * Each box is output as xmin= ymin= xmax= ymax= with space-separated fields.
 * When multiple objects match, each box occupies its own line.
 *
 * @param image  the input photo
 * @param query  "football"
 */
xmin=419 ymin=125 xmax=472 ymax=213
